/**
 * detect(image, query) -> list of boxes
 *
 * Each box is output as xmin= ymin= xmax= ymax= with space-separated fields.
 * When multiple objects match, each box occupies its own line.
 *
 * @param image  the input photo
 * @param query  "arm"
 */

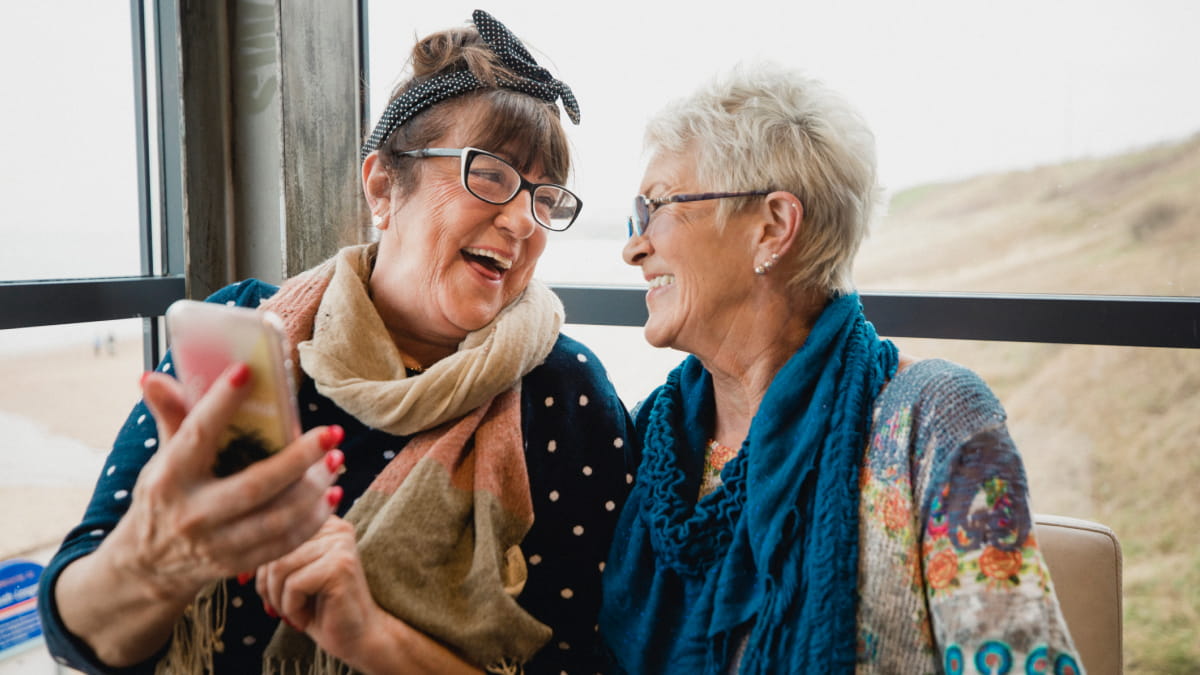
xmin=912 ymin=364 xmax=1083 ymax=673
xmin=48 ymin=365 xmax=342 ymax=668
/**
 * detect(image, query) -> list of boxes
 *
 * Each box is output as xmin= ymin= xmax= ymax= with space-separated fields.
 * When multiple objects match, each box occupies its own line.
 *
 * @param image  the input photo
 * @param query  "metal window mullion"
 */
xmin=130 ymin=0 xmax=164 ymax=370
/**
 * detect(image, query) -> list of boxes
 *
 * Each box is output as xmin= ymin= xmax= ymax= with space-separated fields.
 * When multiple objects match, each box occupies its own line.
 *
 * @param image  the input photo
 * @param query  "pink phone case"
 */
xmin=166 ymin=300 xmax=301 ymax=475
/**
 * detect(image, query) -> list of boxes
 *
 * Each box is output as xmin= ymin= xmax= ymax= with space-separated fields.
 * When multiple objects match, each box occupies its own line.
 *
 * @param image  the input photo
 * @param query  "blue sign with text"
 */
xmin=0 ymin=559 xmax=44 ymax=660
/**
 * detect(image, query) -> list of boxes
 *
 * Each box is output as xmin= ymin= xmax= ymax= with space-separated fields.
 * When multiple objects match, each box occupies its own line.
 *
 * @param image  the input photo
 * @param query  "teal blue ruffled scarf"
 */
xmin=600 ymin=293 xmax=898 ymax=674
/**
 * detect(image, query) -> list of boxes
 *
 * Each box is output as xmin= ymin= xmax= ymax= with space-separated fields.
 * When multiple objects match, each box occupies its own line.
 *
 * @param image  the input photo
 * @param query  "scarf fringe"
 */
xmin=154 ymin=579 xmax=229 ymax=675
xmin=486 ymin=657 xmax=524 ymax=675
xmin=263 ymin=651 xmax=354 ymax=675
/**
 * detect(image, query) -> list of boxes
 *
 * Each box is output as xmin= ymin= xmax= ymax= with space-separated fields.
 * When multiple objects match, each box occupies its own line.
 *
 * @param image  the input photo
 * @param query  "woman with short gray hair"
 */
xmin=600 ymin=62 xmax=1082 ymax=674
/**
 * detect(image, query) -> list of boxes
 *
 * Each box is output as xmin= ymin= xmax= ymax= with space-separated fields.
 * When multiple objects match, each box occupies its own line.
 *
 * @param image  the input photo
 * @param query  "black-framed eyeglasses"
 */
xmin=626 ymin=190 xmax=772 ymax=238
xmin=397 ymin=147 xmax=582 ymax=232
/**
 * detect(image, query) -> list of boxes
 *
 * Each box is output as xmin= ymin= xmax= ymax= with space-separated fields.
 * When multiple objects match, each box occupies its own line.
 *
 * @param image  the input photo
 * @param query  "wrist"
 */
xmin=102 ymin=517 xmax=206 ymax=606
xmin=343 ymin=608 xmax=406 ymax=674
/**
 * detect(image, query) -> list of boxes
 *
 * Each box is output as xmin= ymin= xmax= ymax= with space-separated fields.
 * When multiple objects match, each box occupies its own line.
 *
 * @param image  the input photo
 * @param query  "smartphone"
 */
xmin=165 ymin=299 xmax=302 ymax=476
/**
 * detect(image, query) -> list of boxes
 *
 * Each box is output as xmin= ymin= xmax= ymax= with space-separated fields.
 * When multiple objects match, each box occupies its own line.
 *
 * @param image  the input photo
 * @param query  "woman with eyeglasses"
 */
xmin=40 ymin=11 xmax=631 ymax=675
xmin=598 ymin=63 xmax=1083 ymax=674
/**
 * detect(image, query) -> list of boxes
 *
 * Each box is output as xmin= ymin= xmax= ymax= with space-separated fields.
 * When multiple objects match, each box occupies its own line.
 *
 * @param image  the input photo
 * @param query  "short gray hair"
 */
xmin=643 ymin=62 xmax=880 ymax=296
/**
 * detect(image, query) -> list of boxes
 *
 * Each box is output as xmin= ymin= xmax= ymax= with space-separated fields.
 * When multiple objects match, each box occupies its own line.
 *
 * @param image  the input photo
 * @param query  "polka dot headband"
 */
xmin=360 ymin=9 xmax=580 ymax=161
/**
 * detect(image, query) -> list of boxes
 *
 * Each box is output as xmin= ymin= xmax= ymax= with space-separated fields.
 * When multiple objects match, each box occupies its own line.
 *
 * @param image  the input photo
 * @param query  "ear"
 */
xmin=755 ymin=190 xmax=803 ymax=259
xmin=361 ymin=151 xmax=392 ymax=227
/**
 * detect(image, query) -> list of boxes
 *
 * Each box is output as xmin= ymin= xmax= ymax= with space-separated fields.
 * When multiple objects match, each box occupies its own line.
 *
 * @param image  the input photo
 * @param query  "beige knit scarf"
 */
xmin=157 ymin=243 xmax=563 ymax=674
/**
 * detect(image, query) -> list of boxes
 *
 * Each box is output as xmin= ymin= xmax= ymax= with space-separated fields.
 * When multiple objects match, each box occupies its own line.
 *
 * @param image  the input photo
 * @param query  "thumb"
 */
xmin=154 ymin=362 xmax=255 ymax=476
xmin=140 ymin=370 xmax=189 ymax=444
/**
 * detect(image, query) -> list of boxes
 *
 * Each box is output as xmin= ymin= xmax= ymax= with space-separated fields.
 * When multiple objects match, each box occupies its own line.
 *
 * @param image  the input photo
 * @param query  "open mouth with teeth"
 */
xmin=648 ymin=274 xmax=675 ymax=289
xmin=462 ymin=246 xmax=514 ymax=281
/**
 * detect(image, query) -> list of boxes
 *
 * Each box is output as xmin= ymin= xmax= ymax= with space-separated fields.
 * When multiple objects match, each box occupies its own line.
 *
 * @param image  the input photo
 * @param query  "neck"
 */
xmin=699 ymin=288 xmax=826 ymax=448
xmin=369 ymin=296 xmax=460 ymax=369
xmin=365 ymin=266 xmax=462 ymax=369
xmin=387 ymin=328 xmax=458 ymax=370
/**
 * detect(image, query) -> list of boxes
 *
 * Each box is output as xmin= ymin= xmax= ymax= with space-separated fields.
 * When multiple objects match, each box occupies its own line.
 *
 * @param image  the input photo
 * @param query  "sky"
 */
xmin=368 ymin=0 xmax=1200 ymax=231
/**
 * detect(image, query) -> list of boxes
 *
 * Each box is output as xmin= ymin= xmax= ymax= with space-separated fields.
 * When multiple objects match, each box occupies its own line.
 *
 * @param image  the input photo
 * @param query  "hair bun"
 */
xmin=411 ymin=27 xmax=503 ymax=86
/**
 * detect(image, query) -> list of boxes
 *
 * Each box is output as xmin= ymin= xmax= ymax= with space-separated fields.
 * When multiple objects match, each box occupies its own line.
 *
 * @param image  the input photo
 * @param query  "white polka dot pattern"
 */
xmin=359 ymin=10 xmax=580 ymax=161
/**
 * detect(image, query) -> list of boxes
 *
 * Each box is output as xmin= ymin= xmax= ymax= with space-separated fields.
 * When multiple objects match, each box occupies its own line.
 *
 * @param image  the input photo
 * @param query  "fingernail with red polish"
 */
xmin=228 ymin=362 xmax=251 ymax=387
xmin=324 ymin=449 xmax=344 ymax=473
xmin=320 ymin=425 xmax=344 ymax=451
xmin=263 ymin=602 xmax=278 ymax=619
xmin=236 ymin=571 xmax=252 ymax=586
xmin=326 ymin=485 xmax=344 ymax=509
xmin=140 ymin=371 xmax=152 ymax=387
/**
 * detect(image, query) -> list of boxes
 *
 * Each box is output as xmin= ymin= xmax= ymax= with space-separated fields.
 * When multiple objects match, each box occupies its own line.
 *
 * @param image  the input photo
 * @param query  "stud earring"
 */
xmin=371 ymin=214 xmax=384 ymax=228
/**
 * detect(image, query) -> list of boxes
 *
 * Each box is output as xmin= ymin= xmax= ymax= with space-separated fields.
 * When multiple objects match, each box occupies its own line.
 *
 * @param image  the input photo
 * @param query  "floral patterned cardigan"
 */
xmin=854 ymin=358 xmax=1082 ymax=674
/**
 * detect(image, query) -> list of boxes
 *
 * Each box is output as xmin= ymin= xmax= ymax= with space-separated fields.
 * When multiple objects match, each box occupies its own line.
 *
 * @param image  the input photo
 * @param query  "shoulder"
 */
xmin=536 ymin=333 xmax=604 ymax=373
xmin=522 ymin=332 xmax=631 ymax=426
xmin=525 ymin=333 xmax=619 ymax=401
xmin=869 ymin=358 xmax=1015 ymax=486
xmin=880 ymin=358 xmax=1005 ymax=432
xmin=202 ymin=279 xmax=280 ymax=308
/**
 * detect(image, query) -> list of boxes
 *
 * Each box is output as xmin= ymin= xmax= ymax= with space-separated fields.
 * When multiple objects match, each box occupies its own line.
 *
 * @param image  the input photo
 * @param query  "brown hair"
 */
xmin=376 ymin=26 xmax=572 ymax=194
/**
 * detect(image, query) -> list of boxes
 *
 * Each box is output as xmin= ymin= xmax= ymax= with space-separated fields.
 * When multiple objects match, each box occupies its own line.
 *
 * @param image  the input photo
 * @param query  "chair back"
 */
xmin=1034 ymin=514 xmax=1123 ymax=674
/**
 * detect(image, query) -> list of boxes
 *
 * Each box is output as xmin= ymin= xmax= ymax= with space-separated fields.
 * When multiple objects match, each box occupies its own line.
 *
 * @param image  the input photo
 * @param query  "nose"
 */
xmin=495 ymin=188 xmax=539 ymax=240
xmin=622 ymin=227 xmax=650 ymax=266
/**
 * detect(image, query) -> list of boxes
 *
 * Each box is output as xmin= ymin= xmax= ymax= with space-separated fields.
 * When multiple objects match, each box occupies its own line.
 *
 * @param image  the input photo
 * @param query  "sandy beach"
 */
xmin=0 ymin=337 xmax=143 ymax=561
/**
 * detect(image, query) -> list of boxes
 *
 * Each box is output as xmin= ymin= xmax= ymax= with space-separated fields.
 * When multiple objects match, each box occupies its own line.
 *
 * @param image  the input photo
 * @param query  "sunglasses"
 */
xmin=397 ymin=147 xmax=582 ymax=232
xmin=626 ymin=190 xmax=772 ymax=237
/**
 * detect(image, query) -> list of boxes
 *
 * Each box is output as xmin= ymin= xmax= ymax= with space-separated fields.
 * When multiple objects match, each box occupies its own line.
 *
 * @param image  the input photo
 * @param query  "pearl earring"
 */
xmin=755 ymin=253 xmax=780 ymax=275
xmin=372 ymin=214 xmax=384 ymax=228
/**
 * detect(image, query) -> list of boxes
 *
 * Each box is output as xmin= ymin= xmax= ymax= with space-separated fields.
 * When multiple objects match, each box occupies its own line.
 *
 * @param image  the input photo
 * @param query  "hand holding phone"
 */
xmin=165 ymin=300 xmax=302 ymax=475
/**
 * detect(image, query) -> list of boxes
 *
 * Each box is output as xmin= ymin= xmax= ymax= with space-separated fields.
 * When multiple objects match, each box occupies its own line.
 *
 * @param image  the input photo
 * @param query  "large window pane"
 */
xmin=0 ymin=4 xmax=140 ymax=282
xmin=366 ymin=1 xmax=1199 ymax=292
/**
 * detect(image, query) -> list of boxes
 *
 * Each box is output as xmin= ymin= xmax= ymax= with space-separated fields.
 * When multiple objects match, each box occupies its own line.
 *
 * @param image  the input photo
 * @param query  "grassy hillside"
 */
xmin=857 ymin=135 xmax=1200 ymax=673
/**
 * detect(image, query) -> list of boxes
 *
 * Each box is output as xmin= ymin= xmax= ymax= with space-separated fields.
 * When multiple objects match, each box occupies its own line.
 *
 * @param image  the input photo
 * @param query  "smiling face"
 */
xmin=367 ymin=110 xmax=549 ymax=361
xmin=622 ymin=150 xmax=761 ymax=355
